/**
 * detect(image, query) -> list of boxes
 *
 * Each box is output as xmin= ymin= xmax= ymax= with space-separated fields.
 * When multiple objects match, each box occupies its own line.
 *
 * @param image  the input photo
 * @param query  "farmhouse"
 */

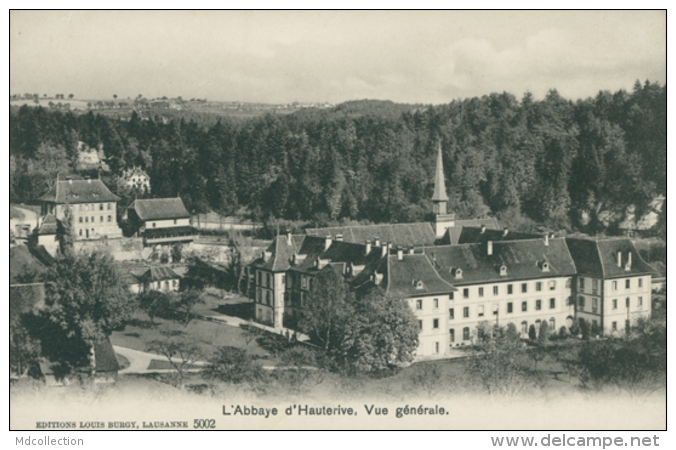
xmin=126 ymin=197 xmax=197 ymax=246
xmin=129 ymin=265 xmax=181 ymax=294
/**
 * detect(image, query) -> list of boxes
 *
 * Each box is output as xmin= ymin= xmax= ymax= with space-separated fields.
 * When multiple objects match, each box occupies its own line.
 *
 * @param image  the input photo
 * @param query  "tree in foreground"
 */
xmin=147 ymin=336 xmax=203 ymax=389
xmin=202 ymin=345 xmax=268 ymax=394
xmin=341 ymin=289 xmax=419 ymax=373
xmin=37 ymin=250 xmax=136 ymax=376
xmin=175 ymin=288 xmax=205 ymax=326
xmin=297 ymin=266 xmax=354 ymax=352
xmin=138 ymin=290 xmax=173 ymax=324
xmin=465 ymin=323 xmax=531 ymax=396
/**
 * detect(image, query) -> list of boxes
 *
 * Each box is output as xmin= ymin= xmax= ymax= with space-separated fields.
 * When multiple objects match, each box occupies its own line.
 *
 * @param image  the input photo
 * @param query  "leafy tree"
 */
xmin=465 ymin=324 xmax=531 ymax=395
xmin=39 ymin=250 xmax=135 ymax=375
xmin=342 ymin=289 xmax=419 ymax=373
xmin=298 ymin=266 xmax=354 ymax=351
xmin=176 ymin=288 xmax=205 ymax=326
xmin=274 ymin=346 xmax=321 ymax=393
xmin=138 ymin=290 xmax=173 ymax=324
xmin=171 ymin=243 xmax=183 ymax=263
xmin=202 ymin=346 xmax=267 ymax=386
xmin=528 ymin=324 xmax=537 ymax=341
xmin=147 ymin=336 xmax=202 ymax=389
xmin=538 ymin=320 xmax=549 ymax=345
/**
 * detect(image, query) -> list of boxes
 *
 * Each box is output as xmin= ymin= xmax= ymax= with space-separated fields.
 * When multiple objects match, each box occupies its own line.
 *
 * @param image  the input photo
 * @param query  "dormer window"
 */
xmin=414 ymin=280 xmax=424 ymax=290
xmin=454 ymin=268 xmax=463 ymax=279
xmin=499 ymin=265 xmax=508 ymax=277
xmin=541 ymin=261 xmax=550 ymax=272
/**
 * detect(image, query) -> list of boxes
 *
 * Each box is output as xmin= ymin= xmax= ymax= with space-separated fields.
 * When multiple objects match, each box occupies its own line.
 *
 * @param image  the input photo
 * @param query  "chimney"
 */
xmin=335 ymin=234 xmax=343 ymax=242
xmin=261 ymin=250 xmax=267 ymax=262
xmin=365 ymin=240 xmax=372 ymax=255
xmin=626 ymin=252 xmax=632 ymax=269
xmin=480 ymin=224 xmax=486 ymax=234
xmin=502 ymin=227 xmax=509 ymax=238
xmin=324 ymin=236 xmax=332 ymax=251
xmin=381 ymin=243 xmax=388 ymax=258
xmin=374 ymin=237 xmax=381 ymax=247
xmin=397 ymin=248 xmax=404 ymax=261
xmin=408 ymin=247 xmax=415 ymax=255
xmin=286 ymin=230 xmax=292 ymax=245
xmin=544 ymin=234 xmax=549 ymax=246
xmin=487 ymin=240 xmax=493 ymax=256
xmin=617 ymin=251 xmax=622 ymax=267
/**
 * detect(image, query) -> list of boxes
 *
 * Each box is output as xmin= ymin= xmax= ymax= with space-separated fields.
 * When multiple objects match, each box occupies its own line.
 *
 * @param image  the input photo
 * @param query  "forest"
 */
xmin=9 ymin=80 xmax=665 ymax=234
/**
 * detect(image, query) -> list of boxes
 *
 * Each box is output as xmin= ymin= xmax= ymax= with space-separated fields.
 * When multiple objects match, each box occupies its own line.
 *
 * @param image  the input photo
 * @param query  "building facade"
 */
xmin=127 ymin=197 xmax=197 ymax=246
xmin=37 ymin=178 xmax=123 ymax=240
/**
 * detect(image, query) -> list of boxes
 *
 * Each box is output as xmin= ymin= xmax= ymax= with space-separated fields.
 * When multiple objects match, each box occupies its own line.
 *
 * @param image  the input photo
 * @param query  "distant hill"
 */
xmin=291 ymin=99 xmax=424 ymax=121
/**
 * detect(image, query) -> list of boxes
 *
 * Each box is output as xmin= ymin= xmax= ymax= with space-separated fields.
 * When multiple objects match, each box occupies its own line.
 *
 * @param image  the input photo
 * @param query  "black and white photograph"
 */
xmin=8 ymin=9 xmax=667 ymax=438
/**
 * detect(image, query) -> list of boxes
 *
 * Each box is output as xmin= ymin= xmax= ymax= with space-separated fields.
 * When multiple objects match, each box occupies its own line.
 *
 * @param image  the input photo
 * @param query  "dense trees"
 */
xmin=10 ymin=81 xmax=665 ymax=232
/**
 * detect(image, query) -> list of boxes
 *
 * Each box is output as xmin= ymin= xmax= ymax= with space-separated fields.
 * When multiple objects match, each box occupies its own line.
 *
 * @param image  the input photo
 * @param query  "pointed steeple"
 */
xmin=431 ymin=142 xmax=454 ymax=237
xmin=431 ymin=142 xmax=448 ymax=202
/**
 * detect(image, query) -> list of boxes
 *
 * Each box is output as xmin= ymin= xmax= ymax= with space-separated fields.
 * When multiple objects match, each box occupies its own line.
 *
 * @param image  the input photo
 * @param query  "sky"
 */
xmin=9 ymin=10 xmax=666 ymax=105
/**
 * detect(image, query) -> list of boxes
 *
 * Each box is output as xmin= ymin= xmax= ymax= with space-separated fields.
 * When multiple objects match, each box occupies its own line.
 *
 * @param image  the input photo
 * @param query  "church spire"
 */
xmin=431 ymin=142 xmax=448 ymax=211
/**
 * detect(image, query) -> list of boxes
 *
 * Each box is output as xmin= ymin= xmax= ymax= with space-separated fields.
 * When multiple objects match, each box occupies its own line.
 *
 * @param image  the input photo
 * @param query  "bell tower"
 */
xmin=432 ymin=143 xmax=455 ymax=237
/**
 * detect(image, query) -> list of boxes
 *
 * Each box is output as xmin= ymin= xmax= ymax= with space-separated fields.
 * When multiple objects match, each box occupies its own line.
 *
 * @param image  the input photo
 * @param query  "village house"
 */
xmin=118 ymin=166 xmax=151 ymax=194
xmin=128 ymin=265 xmax=181 ymax=294
xmin=566 ymin=237 xmax=658 ymax=336
xmin=37 ymin=178 xmax=123 ymax=241
xmin=126 ymin=197 xmax=197 ymax=247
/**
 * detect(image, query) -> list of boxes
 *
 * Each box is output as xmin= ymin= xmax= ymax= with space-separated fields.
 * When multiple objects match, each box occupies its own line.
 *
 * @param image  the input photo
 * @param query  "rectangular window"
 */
xmin=579 ymin=277 xmax=585 ymax=290
xmin=258 ymin=272 xmax=262 ymax=284
xmin=416 ymin=299 xmax=423 ymax=310
xmin=418 ymin=320 xmax=423 ymax=331
xmin=107 ymin=203 xmax=112 ymax=210
xmin=549 ymin=298 xmax=556 ymax=309
xmin=626 ymin=297 xmax=630 ymax=308
xmin=612 ymin=321 xmax=617 ymax=331
xmin=592 ymin=298 xmax=598 ymax=313
xmin=463 ymin=327 xmax=470 ymax=341
xmin=281 ymin=274 xmax=286 ymax=285
xmin=100 ymin=216 xmax=103 ymax=222
xmin=107 ymin=215 xmax=112 ymax=222
xmin=85 ymin=216 xmax=89 ymax=223
xmin=266 ymin=273 xmax=271 ymax=286
xmin=449 ymin=329 xmax=455 ymax=342
xmin=612 ymin=281 xmax=618 ymax=291
xmin=79 ymin=217 xmax=83 ymax=223
xmin=493 ymin=286 xmax=499 ymax=296
xmin=638 ymin=278 xmax=643 ymax=288
xmin=613 ymin=299 xmax=618 ymax=310
xmin=449 ymin=308 xmax=454 ymax=320
xmin=433 ymin=319 xmax=439 ymax=329
xmin=507 ymin=302 xmax=513 ymax=313
xmin=638 ymin=296 xmax=643 ymax=307
xmin=535 ymin=300 xmax=542 ymax=311
xmin=478 ymin=287 xmax=484 ymax=297
xmin=626 ymin=279 xmax=631 ymax=289
xmin=521 ymin=283 xmax=528 ymax=293
xmin=521 ymin=301 xmax=527 ymax=312
xmin=152 ymin=222 xmax=156 ymax=228
xmin=434 ymin=298 xmax=439 ymax=308
xmin=435 ymin=342 xmax=440 ymax=354
xmin=301 ymin=276 xmax=307 ymax=289
xmin=592 ymin=279 xmax=598 ymax=293
xmin=478 ymin=305 xmax=484 ymax=317
xmin=579 ymin=296 xmax=585 ymax=310
xmin=449 ymin=292 xmax=454 ymax=300
xmin=174 ymin=219 xmax=177 ymax=225
xmin=99 ymin=204 xmax=103 ymax=211
xmin=536 ymin=282 xmax=542 ymax=292
xmin=507 ymin=284 xmax=513 ymax=294
xmin=463 ymin=288 xmax=469 ymax=299
xmin=549 ymin=280 xmax=556 ymax=290
xmin=79 ymin=229 xmax=82 ymax=236
xmin=463 ymin=306 xmax=469 ymax=318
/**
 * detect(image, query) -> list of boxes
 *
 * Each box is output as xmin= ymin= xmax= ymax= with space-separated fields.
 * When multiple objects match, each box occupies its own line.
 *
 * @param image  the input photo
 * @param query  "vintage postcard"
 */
xmin=8 ymin=10 xmax=667 ymax=436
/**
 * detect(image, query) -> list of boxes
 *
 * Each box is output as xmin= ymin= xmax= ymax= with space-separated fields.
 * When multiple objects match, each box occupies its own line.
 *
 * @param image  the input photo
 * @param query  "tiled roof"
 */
xmin=130 ymin=197 xmax=191 ymax=221
xmin=136 ymin=266 xmax=180 ymax=283
xmin=306 ymin=222 xmax=438 ymax=247
xmin=387 ymin=254 xmax=456 ymax=296
xmin=250 ymin=234 xmax=306 ymax=272
xmin=38 ymin=179 xmax=120 ymax=204
xmin=429 ymin=238 xmax=577 ymax=285
xmin=37 ymin=214 xmax=58 ymax=235
xmin=566 ymin=237 xmax=660 ymax=279
xmin=445 ymin=219 xmax=502 ymax=244
xmin=456 ymin=226 xmax=541 ymax=244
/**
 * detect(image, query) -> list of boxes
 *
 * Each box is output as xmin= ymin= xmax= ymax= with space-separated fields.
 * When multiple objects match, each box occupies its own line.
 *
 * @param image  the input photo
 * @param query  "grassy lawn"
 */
xmin=110 ymin=310 xmax=271 ymax=361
